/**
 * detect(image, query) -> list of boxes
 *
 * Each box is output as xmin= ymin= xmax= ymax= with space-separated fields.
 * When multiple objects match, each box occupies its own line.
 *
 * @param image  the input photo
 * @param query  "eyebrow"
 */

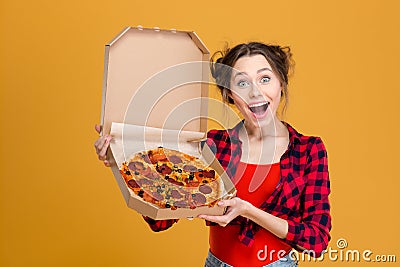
xmin=233 ymin=67 xmax=273 ymax=78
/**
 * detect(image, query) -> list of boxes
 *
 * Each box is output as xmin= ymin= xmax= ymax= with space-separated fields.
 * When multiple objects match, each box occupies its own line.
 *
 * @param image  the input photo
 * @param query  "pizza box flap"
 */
xmin=100 ymin=26 xmax=210 ymax=136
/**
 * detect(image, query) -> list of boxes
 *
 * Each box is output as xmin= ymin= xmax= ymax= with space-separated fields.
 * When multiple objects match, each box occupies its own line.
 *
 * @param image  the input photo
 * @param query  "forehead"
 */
xmin=232 ymin=54 xmax=272 ymax=73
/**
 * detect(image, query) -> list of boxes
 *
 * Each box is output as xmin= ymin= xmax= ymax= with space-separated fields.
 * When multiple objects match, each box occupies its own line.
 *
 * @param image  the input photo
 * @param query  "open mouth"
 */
xmin=248 ymin=101 xmax=269 ymax=118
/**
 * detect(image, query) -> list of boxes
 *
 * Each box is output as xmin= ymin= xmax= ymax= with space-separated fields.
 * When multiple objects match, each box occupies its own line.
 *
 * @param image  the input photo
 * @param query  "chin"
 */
xmin=244 ymin=113 xmax=273 ymax=129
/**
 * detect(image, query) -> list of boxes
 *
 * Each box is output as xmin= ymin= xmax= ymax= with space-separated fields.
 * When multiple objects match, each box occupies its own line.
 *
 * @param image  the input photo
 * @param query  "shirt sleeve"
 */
xmin=142 ymin=216 xmax=179 ymax=232
xmin=284 ymin=137 xmax=332 ymax=257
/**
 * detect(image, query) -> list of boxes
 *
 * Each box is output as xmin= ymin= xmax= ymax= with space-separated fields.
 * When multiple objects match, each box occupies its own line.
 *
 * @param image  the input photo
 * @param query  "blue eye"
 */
xmin=260 ymin=77 xmax=271 ymax=83
xmin=237 ymin=80 xmax=250 ymax=88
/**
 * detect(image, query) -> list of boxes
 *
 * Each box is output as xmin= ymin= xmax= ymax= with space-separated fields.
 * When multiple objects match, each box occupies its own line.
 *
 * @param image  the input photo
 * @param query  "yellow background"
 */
xmin=1 ymin=0 xmax=399 ymax=266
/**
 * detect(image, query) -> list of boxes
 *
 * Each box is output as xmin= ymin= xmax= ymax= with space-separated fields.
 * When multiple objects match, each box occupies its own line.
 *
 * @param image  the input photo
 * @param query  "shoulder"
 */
xmin=206 ymin=129 xmax=228 ymax=140
xmin=284 ymin=121 xmax=325 ymax=145
xmin=205 ymin=129 xmax=230 ymax=152
xmin=284 ymin=122 xmax=328 ymax=156
xmin=207 ymin=120 xmax=243 ymax=142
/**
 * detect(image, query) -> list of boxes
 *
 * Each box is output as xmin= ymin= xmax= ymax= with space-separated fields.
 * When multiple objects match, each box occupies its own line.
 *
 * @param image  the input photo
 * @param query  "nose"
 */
xmin=249 ymin=82 xmax=262 ymax=98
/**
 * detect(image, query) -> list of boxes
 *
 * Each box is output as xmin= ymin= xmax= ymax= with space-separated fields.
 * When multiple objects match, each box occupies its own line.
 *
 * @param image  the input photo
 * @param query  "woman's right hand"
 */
xmin=94 ymin=124 xmax=112 ymax=167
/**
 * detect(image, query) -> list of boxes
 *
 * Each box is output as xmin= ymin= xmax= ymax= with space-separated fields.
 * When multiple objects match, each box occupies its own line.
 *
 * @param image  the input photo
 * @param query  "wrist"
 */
xmin=241 ymin=199 xmax=253 ymax=218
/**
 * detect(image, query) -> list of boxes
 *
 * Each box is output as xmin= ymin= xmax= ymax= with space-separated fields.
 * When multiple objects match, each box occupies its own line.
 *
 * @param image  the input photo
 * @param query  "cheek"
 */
xmin=231 ymin=94 xmax=248 ymax=112
xmin=230 ymin=90 xmax=245 ymax=104
xmin=271 ymin=92 xmax=282 ymax=110
xmin=262 ymin=84 xmax=282 ymax=102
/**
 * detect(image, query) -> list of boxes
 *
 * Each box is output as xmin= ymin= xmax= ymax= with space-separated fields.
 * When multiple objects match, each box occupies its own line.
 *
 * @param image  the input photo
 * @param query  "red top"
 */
xmin=209 ymin=161 xmax=292 ymax=267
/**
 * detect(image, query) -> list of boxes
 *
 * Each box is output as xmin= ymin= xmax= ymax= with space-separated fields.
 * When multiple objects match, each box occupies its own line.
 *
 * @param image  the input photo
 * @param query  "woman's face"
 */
xmin=229 ymin=54 xmax=282 ymax=129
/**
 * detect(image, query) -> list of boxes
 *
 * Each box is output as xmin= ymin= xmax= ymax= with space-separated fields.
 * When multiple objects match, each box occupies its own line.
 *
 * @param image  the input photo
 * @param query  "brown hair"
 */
xmin=210 ymin=42 xmax=294 ymax=115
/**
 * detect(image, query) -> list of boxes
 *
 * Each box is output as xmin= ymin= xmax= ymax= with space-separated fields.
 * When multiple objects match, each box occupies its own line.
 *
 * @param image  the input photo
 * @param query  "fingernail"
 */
xmin=218 ymin=201 xmax=224 ymax=206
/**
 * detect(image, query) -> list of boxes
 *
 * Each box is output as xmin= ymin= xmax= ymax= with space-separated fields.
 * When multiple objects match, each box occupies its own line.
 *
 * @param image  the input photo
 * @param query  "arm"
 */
xmin=199 ymin=198 xmax=288 ymax=239
xmin=199 ymin=137 xmax=331 ymax=256
xmin=284 ymin=137 xmax=331 ymax=255
xmin=142 ymin=216 xmax=179 ymax=232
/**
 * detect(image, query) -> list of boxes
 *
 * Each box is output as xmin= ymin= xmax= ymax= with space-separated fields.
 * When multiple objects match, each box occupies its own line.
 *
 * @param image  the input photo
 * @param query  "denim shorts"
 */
xmin=204 ymin=250 xmax=298 ymax=267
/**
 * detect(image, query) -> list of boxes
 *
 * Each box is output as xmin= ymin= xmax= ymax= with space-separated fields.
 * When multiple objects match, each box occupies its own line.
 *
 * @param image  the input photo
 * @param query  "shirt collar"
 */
xmin=228 ymin=120 xmax=302 ymax=146
xmin=227 ymin=120 xmax=244 ymax=144
xmin=282 ymin=121 xmax=303 ymax=146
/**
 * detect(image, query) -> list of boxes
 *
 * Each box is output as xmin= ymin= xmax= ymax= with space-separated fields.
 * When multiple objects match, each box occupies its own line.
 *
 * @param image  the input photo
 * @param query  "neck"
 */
xmin=242 ymin=116 xmax=286 ymax=141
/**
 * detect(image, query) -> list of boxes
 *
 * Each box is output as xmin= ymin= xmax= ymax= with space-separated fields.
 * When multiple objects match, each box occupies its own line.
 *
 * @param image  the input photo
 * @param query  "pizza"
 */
xmin=119 ymin=147 xmax=222 ymax=209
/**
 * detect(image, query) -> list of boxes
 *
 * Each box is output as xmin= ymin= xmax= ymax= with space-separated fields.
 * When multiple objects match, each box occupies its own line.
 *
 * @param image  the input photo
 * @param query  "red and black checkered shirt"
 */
xmin=143 ymin=121 xmax=331 ymax=257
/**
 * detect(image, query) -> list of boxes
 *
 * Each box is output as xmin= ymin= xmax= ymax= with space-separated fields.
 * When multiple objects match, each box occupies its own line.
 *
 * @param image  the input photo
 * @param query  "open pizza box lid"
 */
xmin=100 ymin=26 xmax=236 ymax=219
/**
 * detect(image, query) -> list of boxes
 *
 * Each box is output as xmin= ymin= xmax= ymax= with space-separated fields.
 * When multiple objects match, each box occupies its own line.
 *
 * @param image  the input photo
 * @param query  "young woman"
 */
xmin=94 ymin=42 xmax=331 ymax=267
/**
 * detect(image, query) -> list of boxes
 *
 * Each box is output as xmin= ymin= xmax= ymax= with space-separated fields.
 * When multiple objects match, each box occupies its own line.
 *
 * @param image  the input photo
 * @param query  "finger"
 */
xmin=103 ymin=160 xmax=111 ymax=167
xmin=94 ymin=135 xmax=109 ymax=154
xmin=198 ymin=214 xmax=230 ymax=227
xmin=94 ymin=137 xmax=103 ymax=151
xmin=198 ymin=214 xmax=219 ymax=221
xmin=98 ymin=136 xmax=111 ymax=159
xmin=217 ymin=199 xmax=236 ymax=207
xmin=94 ymin=124 xmax=102 ymax=134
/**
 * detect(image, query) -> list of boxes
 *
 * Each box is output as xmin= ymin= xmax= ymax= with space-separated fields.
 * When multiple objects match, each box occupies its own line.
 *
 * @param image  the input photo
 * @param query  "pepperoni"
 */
xmin=199 ymin=185 xmax=212 ymax=194
xmin=168 ymin=155 xmax=182 ymax=164
xmin=171 ymin=189 xmax=183 ymax=199
xmin=183 ymin=165 xmax=197 ymax=172
xmin=137 ymin=178 xmax=152 ymax=186
xmin=187 ymin=181 xmax=200 ymax=187
xmin=143 ymin=155 xmax=152 ymax=164
xmin=127 ymin=179 xmax=140 ymax=189
xmin=202 ymin=170 xmax=215 ymax=178
xmin=140 ymin=167 xmax=160 ymax=179
xmin=174 ymin=200 xmax=188 ymax=208
xmin=147 ymin=151 xmax=156 ymax=164
xmin=141 ymin=166 xmax=151 ymax=176
xmin=184 ymin=192 xmax=191 ymax=200
xmin=128 ymin=161 xmax=145 ymax=171
xmin=166 ymin=178 xmax=184 ymax=186
xmin=192 ymin=193 xmax=206 ymax=204
xmin=151 ymin=192 xmax=164 ymax=201
xmin=156 ymin=164 xmax=172 ymax=175
xmin=153 ymin=154 xmax=168 ymax=162
xmin=144 ymin=171 xmax=160 ymax=179
xmin=148 ymin=150 xmax=168 ymax=164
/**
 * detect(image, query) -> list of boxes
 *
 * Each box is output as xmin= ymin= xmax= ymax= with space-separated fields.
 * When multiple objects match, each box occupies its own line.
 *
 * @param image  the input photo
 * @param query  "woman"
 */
xmin=94 ymin=42 xmax=331 ymax=267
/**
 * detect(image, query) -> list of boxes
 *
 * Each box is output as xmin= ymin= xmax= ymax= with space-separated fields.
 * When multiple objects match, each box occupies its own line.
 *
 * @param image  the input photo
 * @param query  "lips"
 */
xmin=248 ymin=101 xmax=269 ymax=115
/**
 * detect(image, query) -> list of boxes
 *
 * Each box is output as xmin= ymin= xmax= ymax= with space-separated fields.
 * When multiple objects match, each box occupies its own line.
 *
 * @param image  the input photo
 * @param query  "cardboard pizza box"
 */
xmin=100 ymin=26 xmax=236 ymax=220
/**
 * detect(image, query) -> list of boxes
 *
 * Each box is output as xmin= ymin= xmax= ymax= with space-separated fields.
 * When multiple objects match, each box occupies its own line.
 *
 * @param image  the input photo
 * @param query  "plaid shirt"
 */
xmin=144 ymin=121 xmax=331 ymax=257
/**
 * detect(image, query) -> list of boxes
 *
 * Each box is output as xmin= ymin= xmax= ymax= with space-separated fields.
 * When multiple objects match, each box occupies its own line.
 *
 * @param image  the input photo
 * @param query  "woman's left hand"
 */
xmin=198 ymin=197 xmax=251 ymax=227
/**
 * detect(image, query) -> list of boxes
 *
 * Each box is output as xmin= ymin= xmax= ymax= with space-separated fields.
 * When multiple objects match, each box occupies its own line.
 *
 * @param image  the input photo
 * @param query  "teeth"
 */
xmin=249 ymin=102 xmax=269 ymax=108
